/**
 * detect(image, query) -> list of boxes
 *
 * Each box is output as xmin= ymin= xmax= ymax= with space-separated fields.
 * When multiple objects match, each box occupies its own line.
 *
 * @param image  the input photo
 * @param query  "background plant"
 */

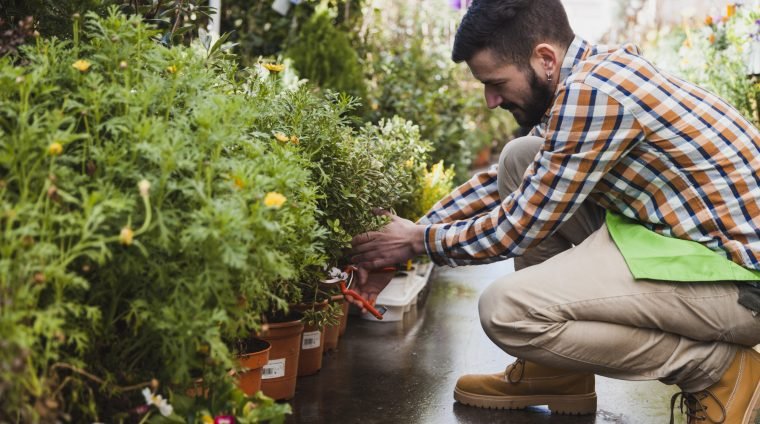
xmin=358 ymin=0 xmax=516 ymax=181
xmin=645 ymin=3 xmax=760 ymax=126
xmin=286 ymin=9 xmax=367 ymax=111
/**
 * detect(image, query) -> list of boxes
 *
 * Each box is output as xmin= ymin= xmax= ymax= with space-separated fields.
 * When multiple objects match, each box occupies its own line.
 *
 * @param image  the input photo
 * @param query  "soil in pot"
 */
xmin=235 ymin=337 xmax=271 ymax=396
xmin=257 ymin=311 xmax=304 ymax=401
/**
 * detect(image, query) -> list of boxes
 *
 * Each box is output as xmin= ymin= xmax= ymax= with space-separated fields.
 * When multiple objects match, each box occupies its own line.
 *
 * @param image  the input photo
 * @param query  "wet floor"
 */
xmin=287 ymin=260 xmax=684 ymax=424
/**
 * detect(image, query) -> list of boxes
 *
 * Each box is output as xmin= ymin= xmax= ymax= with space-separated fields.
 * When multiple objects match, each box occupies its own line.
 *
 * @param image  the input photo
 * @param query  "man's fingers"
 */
xmin=372 ymin=208 xmax=391 ymax=216
xmin=350 ymin=231 xmax=382 ymax=249
xmin=355 ymin=259 xmax=394 ymax=271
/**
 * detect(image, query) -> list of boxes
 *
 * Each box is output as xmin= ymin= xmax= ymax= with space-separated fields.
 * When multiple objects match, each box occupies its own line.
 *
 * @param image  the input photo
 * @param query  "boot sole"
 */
xmin=743 ymin=377 xmax=760 ymax=424
xmin=453 ymin=387 xmax=597 ymax=415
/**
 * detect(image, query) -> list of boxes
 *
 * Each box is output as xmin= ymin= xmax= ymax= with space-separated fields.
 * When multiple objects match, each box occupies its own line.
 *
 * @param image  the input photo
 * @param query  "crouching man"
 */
xmin=349 ymin=0 xmax=760 ymax=422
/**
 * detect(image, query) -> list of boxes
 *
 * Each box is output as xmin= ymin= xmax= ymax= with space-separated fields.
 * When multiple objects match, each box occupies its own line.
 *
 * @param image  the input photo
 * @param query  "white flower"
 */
xmin=142 ymin=387 xmax=174 ymax=417
xmin=323 ymin=267 xmax=348 ymax=284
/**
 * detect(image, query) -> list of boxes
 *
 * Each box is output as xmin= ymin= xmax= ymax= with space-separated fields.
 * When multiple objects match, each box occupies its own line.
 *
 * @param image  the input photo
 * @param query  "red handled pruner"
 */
xmin=322 ymin=266 xmax=391 ymax=320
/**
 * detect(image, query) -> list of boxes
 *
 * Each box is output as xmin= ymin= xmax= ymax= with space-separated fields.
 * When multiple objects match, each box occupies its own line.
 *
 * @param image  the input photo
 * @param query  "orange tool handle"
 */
xmin=340 ymin=281 xmax=385 ymax=320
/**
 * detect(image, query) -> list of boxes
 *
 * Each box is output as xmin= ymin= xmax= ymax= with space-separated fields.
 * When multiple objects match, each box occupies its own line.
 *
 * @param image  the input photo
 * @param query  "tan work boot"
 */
xmin=670 ymin=348 xmax=760 ymax=424
xmin=453 ymin=358 xmax=597 ymax=415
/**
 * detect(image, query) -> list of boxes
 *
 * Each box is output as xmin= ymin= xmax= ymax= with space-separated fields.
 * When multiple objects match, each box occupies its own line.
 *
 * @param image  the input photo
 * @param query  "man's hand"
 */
xmin=347 ymin=212 xmax=427 ymax=312
xmin=346 ymin=267 xmax=395 ymax=313
xmin=350 ymin=212 xmax=427 ymax=270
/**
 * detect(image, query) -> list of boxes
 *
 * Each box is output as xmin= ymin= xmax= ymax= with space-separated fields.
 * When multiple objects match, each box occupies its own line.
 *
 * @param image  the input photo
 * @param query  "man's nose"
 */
xmin=484 ymin=87 xmax=502 ymax=109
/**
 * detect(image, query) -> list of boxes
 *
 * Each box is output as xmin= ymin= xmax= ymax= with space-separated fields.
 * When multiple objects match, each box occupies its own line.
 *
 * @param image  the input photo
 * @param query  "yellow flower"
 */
xmin=120 ymin=227 xmax=134 ymax=246
xmin=263 ymin=192 xmax=286 ymax=209
xmin=201 ymin=415 xmax=214 ymax=424
xmin=709 ymin=33 xmax=716 ymax=45
xmin=166 ymin=64 xmax=178 ymax=74
xmin=119 ymin=60 xmax=128 ymax=70
xmin=704 ymin=15 xmax=713 ymax=26
xmin=48 ymin=142 xmax=63 ymax=156
xmin=274 ymin=132 xmax=289 ymax=143
xmin=726 ymin=4 xmax=736 ymax=18
xmin=233 ymin=176 xmax=245 ymax=189
xmin=72 ymin=59 xmax=92 ymax=72
xmin=263 ymin=63 xmax=285 ymax=73
xmin=290 ymin=135 xmax=299 ymax=145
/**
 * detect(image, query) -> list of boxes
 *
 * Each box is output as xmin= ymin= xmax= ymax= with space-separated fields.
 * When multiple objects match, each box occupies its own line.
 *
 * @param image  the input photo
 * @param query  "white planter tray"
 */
xmin=361 ymin=271 xmax=428 ymax=322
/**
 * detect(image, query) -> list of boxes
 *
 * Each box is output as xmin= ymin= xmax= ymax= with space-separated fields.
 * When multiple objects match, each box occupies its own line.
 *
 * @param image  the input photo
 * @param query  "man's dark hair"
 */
xmin=452 ymin=0 xmax=575 ymax=65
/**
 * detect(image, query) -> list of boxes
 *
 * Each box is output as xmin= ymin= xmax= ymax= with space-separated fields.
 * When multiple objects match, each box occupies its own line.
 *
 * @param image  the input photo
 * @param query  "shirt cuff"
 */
xmin=424 ymin=224 xmax=460 ymax=267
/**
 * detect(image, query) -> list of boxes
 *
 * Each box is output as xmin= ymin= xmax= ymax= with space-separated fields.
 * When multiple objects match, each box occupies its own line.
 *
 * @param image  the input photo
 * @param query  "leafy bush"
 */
xmin=0 ymin=9 xmax=322 ymax=421
xmin=287 ymin=10 xmax=367 ymax=111
xmin=0 ymin=7 xmax=433 ymax=420
xmin=220 ymin=0 xmax=365 ymax=65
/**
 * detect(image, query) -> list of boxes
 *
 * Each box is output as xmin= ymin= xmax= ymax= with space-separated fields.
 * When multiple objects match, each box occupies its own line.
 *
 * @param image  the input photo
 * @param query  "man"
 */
xmin=349 ymin=0 xmax=760 ymax=422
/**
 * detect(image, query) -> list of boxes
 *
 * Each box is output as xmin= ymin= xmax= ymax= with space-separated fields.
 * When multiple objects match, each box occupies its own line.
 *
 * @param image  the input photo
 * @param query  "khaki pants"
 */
xmin=480 ymin=136 xmax=760 ymax=392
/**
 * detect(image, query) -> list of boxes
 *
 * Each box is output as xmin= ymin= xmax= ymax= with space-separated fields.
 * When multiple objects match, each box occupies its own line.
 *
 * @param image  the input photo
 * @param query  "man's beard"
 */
xmin=501 ymin=68 xmax=554 ymax=128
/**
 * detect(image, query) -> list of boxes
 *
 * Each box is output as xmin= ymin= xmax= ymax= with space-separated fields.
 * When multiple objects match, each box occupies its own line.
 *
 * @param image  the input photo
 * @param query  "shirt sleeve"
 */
xmin=416 ymin=166 xmax=501 ymax=225
xmin=424 ymin=82 xmax=645 ymax=266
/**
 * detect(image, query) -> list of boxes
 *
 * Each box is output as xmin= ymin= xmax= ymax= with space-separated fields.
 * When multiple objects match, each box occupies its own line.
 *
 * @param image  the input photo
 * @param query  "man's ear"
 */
xmin=533 ymin=43 xmax=559 ymax=80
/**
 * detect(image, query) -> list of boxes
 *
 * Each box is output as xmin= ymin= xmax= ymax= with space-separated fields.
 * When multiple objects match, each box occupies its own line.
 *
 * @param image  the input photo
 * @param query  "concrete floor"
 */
xmin=287 ymin=260 xmax=685 ymax=424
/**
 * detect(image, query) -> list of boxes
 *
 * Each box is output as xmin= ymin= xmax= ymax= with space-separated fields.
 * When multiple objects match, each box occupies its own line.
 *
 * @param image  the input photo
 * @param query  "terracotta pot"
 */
xmin=235 ymin=338 xmax=271 ymax=396
xmin=257 ymin=312 xmax=304 ymax=400
xmin=338 ymin=297 xmax=350 ymax=336
xmin=293 ymin=299 xmax=328 ymax=377
xmin=324 ymin=295 xmax=344 ymax=351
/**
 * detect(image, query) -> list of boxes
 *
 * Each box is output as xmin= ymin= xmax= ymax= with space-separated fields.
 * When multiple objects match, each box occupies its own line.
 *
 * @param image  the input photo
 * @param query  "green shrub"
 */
xmin=220 ymin=0 xmax=365 ymax=65
xmin=0 ymin=7 xmax=434 ymax=420
xmin=287 ymin=10 xmax=367 ymax=110
xmin=0 ymin=9 xmax=322 ymax=421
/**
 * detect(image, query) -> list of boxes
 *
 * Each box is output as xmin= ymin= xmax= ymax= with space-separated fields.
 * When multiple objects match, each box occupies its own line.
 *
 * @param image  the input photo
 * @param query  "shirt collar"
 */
xmin=558 ymin=36 xmax=592 ymax=85
xmin=537 ymin=36 xmax=592 ymax=129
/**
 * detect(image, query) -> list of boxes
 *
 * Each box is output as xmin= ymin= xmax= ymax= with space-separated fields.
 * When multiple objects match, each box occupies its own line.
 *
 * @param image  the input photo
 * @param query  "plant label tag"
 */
xmin=271 ymin=0 xmax=291 ymax=16
xmin=302 ymin=331 xmax=321 ymax=350
xmin=261 ymin=358 xmax=286 ymax=379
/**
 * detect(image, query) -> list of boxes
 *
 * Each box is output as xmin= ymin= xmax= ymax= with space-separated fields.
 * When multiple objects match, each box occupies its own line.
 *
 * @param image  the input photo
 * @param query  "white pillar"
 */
xmin=208 ymin=0 xmax=221 ymax=37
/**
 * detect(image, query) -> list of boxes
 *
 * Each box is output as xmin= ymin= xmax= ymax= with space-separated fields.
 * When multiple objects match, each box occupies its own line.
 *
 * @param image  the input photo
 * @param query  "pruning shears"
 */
xmin=322 ymin=265 xmax=394 ymax=320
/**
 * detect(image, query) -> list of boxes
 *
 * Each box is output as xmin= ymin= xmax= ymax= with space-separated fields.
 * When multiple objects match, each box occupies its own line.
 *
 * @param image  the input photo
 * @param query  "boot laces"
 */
xmin=669 ymin=390 xmax=726 ymax=424
xmin=506 ymin=359 xmax=525 ymax=383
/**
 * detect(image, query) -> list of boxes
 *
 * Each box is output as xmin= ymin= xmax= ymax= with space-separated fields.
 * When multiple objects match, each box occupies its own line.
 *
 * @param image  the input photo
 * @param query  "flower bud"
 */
xmin=120 ymin=227 xmax=134 ymax=246
xmin=138 ymin=179 xmax=151 ymax=198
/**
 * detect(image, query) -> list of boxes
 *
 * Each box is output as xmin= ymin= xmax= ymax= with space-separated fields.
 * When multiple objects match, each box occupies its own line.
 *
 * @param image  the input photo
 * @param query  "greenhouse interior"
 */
xmin=2 ymin=0 xmax=760 ymax=423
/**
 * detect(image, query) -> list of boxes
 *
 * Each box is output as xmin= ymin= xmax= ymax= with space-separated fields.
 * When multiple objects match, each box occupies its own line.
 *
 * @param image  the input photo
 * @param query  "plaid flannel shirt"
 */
xmin=420 ymin=37 xmax=760 ymax=269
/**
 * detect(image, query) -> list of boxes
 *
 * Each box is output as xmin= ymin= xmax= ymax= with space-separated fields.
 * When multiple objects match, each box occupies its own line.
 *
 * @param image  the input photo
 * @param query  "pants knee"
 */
xmin=478 ymin=276 xmax=527 ymax=343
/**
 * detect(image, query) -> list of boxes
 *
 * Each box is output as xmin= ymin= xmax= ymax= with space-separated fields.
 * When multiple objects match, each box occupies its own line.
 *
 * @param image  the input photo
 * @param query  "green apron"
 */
xmin=605 ymin=211 xmax=760 ymax=282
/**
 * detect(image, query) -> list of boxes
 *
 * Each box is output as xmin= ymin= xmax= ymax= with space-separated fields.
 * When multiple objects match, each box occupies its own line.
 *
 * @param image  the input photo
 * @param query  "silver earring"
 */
xmin=547 ymin=72 xmax=553 ymax=82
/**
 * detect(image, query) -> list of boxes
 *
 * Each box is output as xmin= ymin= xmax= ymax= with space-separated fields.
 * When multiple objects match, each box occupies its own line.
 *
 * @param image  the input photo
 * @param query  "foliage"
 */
xmin=0 ymin=0 xmax=107 ymax=39
xmin=397 ymin=161 xmax=456 ymax=222
xmin=0 ymin=16 xmax=37 ymax=58
xmin=286 ymin=10 xmax=367 ymax=110
xmin=0 ymin=9 xmax=322 ymax=421
xmin=359 ymin=0 xmax=516 ymax=181
xmin=0 ymin=0 xmax=215 ymax=47
xmin=646 ymin=3 xmax=760 ymax=126
xmin=0 ymin=7 xmax=435 ymax=419
xmin=219 ymin=0 xmax=365 ymax=65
